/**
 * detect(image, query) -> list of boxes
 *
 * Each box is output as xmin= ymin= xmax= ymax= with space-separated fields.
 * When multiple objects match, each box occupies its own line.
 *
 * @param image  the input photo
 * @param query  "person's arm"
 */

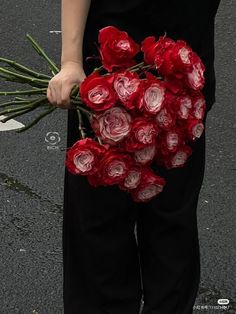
xmin=61 ymin=0 xmax=91 ymax=68
xmin=47 ymin=0 xmax=91 ymax=108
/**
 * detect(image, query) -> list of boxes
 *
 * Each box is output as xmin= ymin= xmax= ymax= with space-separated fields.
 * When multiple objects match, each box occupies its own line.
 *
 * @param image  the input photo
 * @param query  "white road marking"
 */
xmin=49 ymin=30 xmax=61 ymax=34
xmin=0 ymin=115 xmax=25 ymax=131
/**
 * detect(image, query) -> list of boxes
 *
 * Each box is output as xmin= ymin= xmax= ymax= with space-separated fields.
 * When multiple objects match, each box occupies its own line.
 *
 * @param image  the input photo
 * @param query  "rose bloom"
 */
xmin=98 ymin=26 xmax=140 ymax=72
xmin=142 ymin=35 xmax=205 ymax=91
xmin=155 ymin=105 xmax=176 ymax=131
xmin=190 ymin=92 xmax=206 ymax=120
xmin=158 ymin=128 xmax=184 ymax=155
xmin=185 ymin=53 xmax=205 ymax=90
xmin=113 ymin=71 xmax=141 ymax=110
xmin=91 ymin=107 xmax=132 ymax=145
xmin=65 ymin=138 xmax=106 ymax=175
xmin=124 ymin=117 xmax=159 ymax=152
xmin=185 ymin=118 xmax=205 ymax=141
xmin=119 ymin=166 xmax=142 ymax=190
xmin=131 ymin=167 xmax=166 ymax=202
xmin=134 ymin=145 xmax=156 ymax=165
xmin=80 ymin=71 xmax=117 ymax=111
xmin=141 ymin=35 xmax=175 ymax=67
xmin=94 ymin=149 xmax=132 ymax=186
xmin=137 ymin=72 xmax=166 ymax=115
xmin=171 ymin=95 xmax=192 ymax=120
xmin=156 ymin=145 xmax=192 ymax=169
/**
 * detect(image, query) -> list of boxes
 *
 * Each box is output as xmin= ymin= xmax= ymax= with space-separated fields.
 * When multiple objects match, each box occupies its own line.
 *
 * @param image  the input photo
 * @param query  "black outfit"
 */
xmin=63 ymin=1 xmax=221 ymax=313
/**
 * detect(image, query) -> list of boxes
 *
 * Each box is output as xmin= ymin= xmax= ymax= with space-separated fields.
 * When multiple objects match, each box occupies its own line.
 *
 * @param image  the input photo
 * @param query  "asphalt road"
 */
xmin=0 ymin=1 xmax=235 ymax=313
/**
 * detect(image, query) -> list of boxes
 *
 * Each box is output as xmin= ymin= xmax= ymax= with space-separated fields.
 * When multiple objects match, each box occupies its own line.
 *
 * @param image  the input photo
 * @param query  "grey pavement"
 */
xmin=0 ymin=1 xmax=235 ymax=313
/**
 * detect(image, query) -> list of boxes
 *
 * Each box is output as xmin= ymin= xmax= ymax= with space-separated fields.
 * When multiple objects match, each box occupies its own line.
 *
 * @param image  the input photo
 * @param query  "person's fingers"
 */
xmin=61 ymin=83 xmax=74 ymax=107
xmin=53 ymin=80 xmax=63 ymax=106
xmin=46 ymin=86 xmax=53 ymax=104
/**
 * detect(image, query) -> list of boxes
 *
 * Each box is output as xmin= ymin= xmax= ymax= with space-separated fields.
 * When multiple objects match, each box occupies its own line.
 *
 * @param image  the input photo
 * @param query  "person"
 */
xmin=47 ymin=1 xmax=221 ymax=313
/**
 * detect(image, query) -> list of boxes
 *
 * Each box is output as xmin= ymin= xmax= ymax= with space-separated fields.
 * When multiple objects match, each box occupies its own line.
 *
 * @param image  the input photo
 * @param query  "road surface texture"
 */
xmin=0 ymin=0 xmax=235 ymax=313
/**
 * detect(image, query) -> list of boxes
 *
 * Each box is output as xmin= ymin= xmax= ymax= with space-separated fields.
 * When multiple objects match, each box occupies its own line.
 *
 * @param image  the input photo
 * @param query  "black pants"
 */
xmin=63 ymin=108 xmax=207 ymax=314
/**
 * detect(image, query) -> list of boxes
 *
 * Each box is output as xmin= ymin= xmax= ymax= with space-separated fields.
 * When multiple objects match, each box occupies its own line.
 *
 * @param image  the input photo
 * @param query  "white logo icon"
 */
xmin=217 ymin=299 xmax=229 ymax=305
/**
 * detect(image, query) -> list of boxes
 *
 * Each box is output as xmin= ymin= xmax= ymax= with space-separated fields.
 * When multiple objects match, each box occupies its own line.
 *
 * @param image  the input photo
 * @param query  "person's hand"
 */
xmin=47 ymin=61 xmax=86 ymax=109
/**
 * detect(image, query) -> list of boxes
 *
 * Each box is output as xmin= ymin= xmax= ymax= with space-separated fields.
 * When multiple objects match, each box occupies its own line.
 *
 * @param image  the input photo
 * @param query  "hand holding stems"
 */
xmin=46 ymin=61 xmax=86 ymax=109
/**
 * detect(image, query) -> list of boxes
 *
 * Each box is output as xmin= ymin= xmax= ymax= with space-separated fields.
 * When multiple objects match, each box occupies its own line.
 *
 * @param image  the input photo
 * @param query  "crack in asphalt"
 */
xmin=0 ymin=172 xmax=63 ymax=214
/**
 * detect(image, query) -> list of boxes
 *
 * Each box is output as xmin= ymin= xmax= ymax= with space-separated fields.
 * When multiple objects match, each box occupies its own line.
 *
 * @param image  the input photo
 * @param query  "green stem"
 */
xmin=16 ymin=106 xmax=56 ymax=133
xmin=26 ymin=33 xmax=59 ymax=74
xmin=0 ymin=67 xmax=49 ymax=86
xmin=76 ymin=109 xmax=86 ymax=139
xmin=70 ymin=101 xmax=93 ymax=116
xmin=0 ymin=99 xmax=32 ymax=108
xmin=0 ymin=106 xmax=39 ymax=123
xmin=0 ymin=96 xmax=48 ymax=120
xmin=0 ymin=88 xmax=47 ymax=96
xmin=127 ymin=61 xmax=145 ymax=71
xmin=0 ymin=103 xmax=37 ymax=115
xmin=93 ymin=65 xmax=103 ymax=73
xmin=0 ymin=57 xmax=52 ymax=79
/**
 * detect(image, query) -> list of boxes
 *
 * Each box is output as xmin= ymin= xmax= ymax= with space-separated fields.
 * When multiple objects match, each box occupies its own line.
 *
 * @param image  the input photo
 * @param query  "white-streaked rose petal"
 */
xmin=156 ymin=108 xmax=173 ymax=128
xmin=179 ymin=47 xmax=191 ymax=64
xmin=114 ymin=76 xmax=140 ymax=101
xmin=144 ymin=84 xmax=165 ymax=113
xmin=134 ymin=145 xmax=156 ymax=165
xmin=88 ymin=85 xmax=109 ymax=104
xmin=166 ymin=132 xmax=179 ymax=150
xmin=192 ymin=98 xmax=205 ymax=119
xmin=192 ymin=122 xmax=204 ymax=139
xmin=124 ymin=170 xmax=141 ymax=189
xmin=107 ymin=161 xmax=126 ymax=178
xmin=97 ymin=107 xmax=132 ymax=144
xmin=73 ymin=150 xmax=95 ymax=173
xmin=187 ymin=62 xmax=204 ymax=90
xmin=117 ymin=40 xmax=130 ymax=50
xmin=179 ymin=96 xmax=192 ymax=119
xmin=138 ymin=184 xmax=163 ymax=201
xmin=171 ymin=151 xmax=188 ymax=167
xmin=136 ymin=125 xmax=156 ymax=144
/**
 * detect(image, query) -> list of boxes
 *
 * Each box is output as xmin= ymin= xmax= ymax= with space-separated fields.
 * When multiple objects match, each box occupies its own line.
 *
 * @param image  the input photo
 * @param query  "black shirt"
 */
xmin=83 ymin=0 xmax=221 ymax=113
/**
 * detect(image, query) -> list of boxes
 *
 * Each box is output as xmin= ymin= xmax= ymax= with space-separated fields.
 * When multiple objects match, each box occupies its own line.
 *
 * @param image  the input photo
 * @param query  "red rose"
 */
xmin=113 ymin=71 xmax=141 ymax=110
xmin=184 ymin=118 xmax=205 ymax=141
xmin=171 ymin=95 xmax=192 ymax=120
xmin=96 ymin=149 xmax=132 ymax=185
xmin=65 ymin=138 xmax=106 ymax=175
xmin=141 ymin=35 xmax=175 ymax=67
xmin=185 ymin=53 xmax=205 ymax=90
xmin=156 ymin=145 xmax=192 ymax=169
xmin=80 ymin=71 xmax=117 ymax=111
xmin=137 ymin=72 xmax=166 ymax=115
xmin=190 ymin=92 xmax=206 ymax=120
xmin=98 ymin=26 xmax=140 ymax=72
xmin=158 ymin=128 xmax=184 ymax=155
xmin=158 ymin=40 xmax=194 ymax=76
xmin=134 ymin=145 xmax=156 ymax=165
xmin=164 ymin=76 xmax=185 ymax=94
xmin=155 ymin=105 xmax=176 ymax=131
xmin=124 ymin=117 xmax=159 ymax=152
xmin=91 ymin=106 xmax=132 ymax=145
xmin=131 ymin=167 xmax=166 ymax=202
xmin=119 ymin=166 xmax=142 ymax=190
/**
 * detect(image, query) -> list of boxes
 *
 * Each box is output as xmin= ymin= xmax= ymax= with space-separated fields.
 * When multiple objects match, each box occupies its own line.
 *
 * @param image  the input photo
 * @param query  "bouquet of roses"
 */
xmin=0 ymin=26 xmax=206 ymax=202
